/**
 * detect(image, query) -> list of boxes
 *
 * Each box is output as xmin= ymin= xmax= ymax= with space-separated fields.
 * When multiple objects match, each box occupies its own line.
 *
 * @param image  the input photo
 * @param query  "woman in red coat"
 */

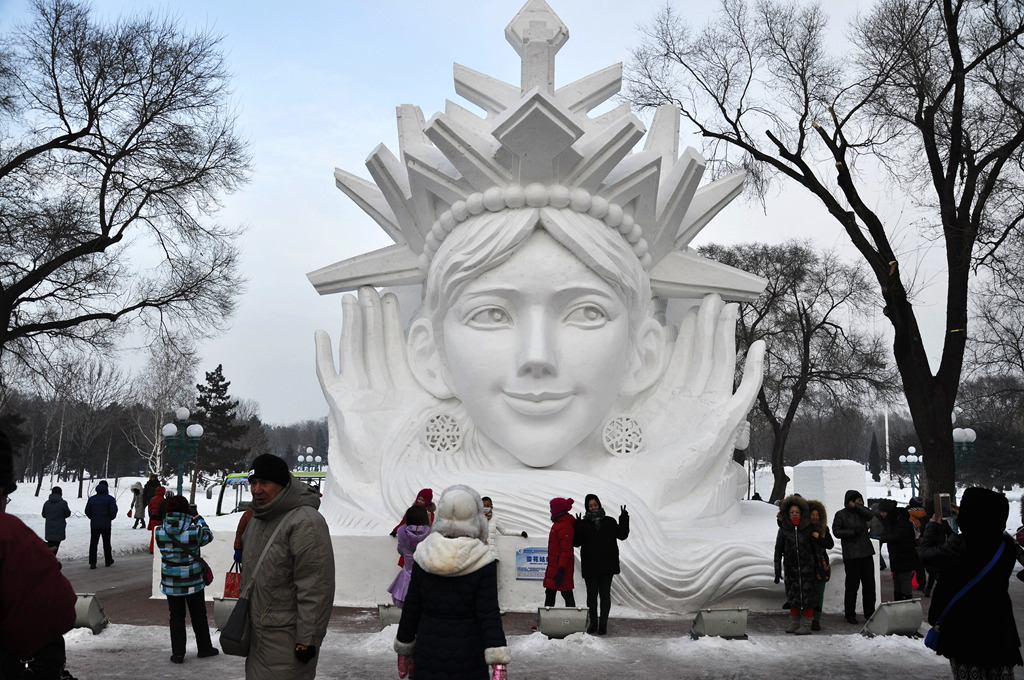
xmin=542 ymin=497 xmax=576 ymax=607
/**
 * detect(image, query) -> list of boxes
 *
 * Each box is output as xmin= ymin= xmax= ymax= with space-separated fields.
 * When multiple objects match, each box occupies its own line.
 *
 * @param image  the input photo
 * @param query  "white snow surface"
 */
xmin=5 ymin=474 xmax=1021 ymax=679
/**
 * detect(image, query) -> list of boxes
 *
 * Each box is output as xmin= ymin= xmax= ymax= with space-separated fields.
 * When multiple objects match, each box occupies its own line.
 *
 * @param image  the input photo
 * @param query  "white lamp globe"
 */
xmin=186 ymin=424 xmax=204 ymax=438
xmin=899 ymin=455 xmax=908 ymax=463
xmin=162 ymin=423 xmax=178 ymax=438
xmin=314 ymin=456 xmax=322 ymax=463
xmin=953 ymin=428 xmax=967 ymax=443
xmin=964 ymin=428 xmax=977 ymax=443
xmin=175 ymin=407 xmax=190 ymax=421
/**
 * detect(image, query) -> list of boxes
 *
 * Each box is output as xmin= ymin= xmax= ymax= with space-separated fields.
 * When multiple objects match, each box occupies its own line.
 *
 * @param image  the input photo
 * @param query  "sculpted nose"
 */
xmin=516 ymin=311 xmax=557 ymax=378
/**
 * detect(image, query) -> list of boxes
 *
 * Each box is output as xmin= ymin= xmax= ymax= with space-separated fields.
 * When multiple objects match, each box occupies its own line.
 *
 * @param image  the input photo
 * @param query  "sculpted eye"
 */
xmin=565 ymin=304 xmax=608 ymax=327
xmin=467 ymin=307 xmax=511 ymax=327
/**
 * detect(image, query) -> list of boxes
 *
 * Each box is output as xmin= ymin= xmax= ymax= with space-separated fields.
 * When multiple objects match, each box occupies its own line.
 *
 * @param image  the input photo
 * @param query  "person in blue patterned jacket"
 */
xmin=155 ymin=494 xmax=219 ymax=664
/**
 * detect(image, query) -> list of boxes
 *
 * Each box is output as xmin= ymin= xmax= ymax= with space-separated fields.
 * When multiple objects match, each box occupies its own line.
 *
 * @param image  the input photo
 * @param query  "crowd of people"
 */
xmin=3 ymin=431 xmax=1024 ymax=680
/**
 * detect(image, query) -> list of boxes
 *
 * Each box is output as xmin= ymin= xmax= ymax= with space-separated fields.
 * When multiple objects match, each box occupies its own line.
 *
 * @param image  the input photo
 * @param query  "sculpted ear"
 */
xmin=407 ymin=317 xmax=456 ymax=400
xmin=621 ymin=317 xmax=665 ymax=397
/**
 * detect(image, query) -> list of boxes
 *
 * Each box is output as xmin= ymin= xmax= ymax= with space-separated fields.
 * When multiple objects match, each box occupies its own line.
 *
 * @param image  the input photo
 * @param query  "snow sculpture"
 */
xmin=308 ymin=0 xmax=772 ymax=612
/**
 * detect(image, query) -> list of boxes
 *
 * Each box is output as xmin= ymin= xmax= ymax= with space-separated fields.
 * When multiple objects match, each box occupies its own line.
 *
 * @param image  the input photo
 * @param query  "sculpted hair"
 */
xmin=422 ymin=207 xmax=652 ymax=348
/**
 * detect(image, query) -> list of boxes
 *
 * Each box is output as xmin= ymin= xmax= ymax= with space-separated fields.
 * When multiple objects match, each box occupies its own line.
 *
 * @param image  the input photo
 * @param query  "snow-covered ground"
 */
xmin=5 ymin=471 xmax=1020 ymax=678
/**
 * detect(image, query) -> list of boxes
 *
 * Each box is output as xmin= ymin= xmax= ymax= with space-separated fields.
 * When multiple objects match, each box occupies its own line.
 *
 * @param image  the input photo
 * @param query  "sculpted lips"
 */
xmin=502 ymin=390 xmax=574 ymax=416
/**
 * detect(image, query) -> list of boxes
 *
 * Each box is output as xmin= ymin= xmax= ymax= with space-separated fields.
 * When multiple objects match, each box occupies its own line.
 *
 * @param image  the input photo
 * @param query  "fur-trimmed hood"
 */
xmin=413 ymin=532 xmax=494 ymax=577
xmin=779 ymin=495 xmax=811 ymax=529
xmin=806 ymin=499 xmax=828 ymax=533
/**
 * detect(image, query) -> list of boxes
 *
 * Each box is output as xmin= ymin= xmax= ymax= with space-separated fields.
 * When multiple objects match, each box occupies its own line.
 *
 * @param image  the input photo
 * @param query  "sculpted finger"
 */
xmin=358 ymin=286 xmax=391 ymax=390
xmin=684 ymin=294 xmax=724 ymax=394
xmin=658 ymin=307 xmax=695 ymax=392
xmin=381 ymin=292 xmax=416 ymax=389
xmin=727 ymin=339 xmax=765 ymax=420
xmin=341 ymin=293 xmax=368 ymax=389
xmin=314 ymin=329 xmax=339 ymax=390
xmin=706 ymin=302 xmax=739 ymax=398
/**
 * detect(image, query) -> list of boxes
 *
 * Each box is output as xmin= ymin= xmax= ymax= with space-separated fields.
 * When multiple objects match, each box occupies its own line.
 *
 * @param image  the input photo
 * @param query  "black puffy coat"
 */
xmin=879 ymin=502 xmax=921 ymax=574
xmin=832 ymin=490 xmax=877 ymax=559
xmin=920 ymin=488 xmax=1022 ymax=668
xmin=573 ymin=510 xmax=629 ymax=579
xmin=396 ymin=534 xmax=508 ymax=680
xmin=774 ymin=496 xmax=819 ymax=609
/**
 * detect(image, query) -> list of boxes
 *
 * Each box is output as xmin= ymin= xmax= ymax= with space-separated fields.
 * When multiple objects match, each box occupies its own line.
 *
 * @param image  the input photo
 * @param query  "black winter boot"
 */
xmin=597 ymin=617 xmax=608 ymax=635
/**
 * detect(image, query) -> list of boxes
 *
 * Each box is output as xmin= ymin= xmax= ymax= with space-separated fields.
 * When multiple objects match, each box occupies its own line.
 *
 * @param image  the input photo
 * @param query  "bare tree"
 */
xmin=124 ymin=334 xmax=199 ymax=475
xmin=0 ymin=0 xmax=251 ymax=377
xmin=626 ymin=0 xmax=1024 ymax=495
xmin=701 ymin=241 xmax=897 ymax=501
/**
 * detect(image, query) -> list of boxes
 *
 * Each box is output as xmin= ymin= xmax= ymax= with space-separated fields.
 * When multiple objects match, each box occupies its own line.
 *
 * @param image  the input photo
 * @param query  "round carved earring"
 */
xmin=602 ymin=415 xmax=643 ymax=456
xmin=422 ymin=413 xmax=463 ymax=455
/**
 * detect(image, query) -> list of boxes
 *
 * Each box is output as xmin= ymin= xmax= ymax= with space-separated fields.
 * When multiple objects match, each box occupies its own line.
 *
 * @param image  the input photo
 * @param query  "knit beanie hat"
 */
xmin=432 ymin=484 xmax=488 ymax=540
xmin=416 ymin=488 xmax=434 ymax=505
xmin=248 ymin=453 xmax=292 ymax=487
xmin=550 ymin=497 xmax=574 ymax=517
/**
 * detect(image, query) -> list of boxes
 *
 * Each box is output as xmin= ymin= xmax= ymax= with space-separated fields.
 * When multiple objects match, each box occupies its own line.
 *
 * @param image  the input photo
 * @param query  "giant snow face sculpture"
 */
xmin=308 ymin=0 xmax=771 ymax=612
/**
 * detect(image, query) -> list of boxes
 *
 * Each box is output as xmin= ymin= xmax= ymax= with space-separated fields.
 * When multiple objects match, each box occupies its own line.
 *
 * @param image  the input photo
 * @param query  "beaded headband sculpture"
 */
xmin=308 ymin=0 xmax=766 ymax=302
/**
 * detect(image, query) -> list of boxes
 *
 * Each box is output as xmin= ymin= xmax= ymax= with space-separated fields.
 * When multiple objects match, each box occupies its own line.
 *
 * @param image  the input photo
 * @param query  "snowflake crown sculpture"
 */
xmin=308 ymin=0 xmax=764 ymax=302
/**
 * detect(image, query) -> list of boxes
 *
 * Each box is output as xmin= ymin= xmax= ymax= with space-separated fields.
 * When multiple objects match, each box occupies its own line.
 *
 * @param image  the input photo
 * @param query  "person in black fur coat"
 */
xmin=395 ymin=484 xmax=510 ymax=680
xmin=775 ymin=495 xmax=819 ymax=635
xmin=920 ymin=487 xmax=1022 ymax=679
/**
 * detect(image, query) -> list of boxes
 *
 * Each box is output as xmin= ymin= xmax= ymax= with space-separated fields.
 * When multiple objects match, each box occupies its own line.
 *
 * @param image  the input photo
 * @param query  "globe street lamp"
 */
xmin=898 ymin=447 xmax=921 ymax=498
xmin=162 ymin=407 xmax=204 ymax=497
xmin=952 ymin=426 xmax=977 ymax=467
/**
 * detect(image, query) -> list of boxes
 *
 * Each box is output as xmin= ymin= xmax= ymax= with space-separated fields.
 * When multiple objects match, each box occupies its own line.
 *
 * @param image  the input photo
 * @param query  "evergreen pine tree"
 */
xmin=868 ymin=432 xmax=882 ymax=483
xmin=194 ymin=364 xmax=248 ymax=473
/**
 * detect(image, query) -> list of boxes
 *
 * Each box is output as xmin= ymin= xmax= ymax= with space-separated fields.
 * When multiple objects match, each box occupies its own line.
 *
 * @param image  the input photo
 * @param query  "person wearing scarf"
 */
xmin=572 ymin=493 xmax=629 ymax=635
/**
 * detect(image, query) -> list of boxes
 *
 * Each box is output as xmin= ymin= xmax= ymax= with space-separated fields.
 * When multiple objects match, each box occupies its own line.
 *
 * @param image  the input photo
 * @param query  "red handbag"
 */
xmin=224 ymin=561 xmax=242 ymax=599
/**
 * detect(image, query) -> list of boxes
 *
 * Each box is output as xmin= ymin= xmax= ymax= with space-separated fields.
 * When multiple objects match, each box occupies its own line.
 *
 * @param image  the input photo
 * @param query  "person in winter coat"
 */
xmin=807 ymin=500 xmax=834 ymax=631
xmin=543 ymin=497 xmax=576 ymax=607
xmin=148 ymin=486 xmax=167 ymax=554
xmin=143 ymin=474 xmax=159 ymax=514
xmin=41 ymin=486 xmax=71 ymax=557
xmin=920 ymin=487 xmax=1022 ymax=678
xmin=232 ymin=507 xmax=253 ymax=563
xmin=482 ymin=496 xmax=528 ymax=562
xmin=395 ymin=484 xmax=509 ymax=680
xmin=240 ymin=454 xmax=335 ymax=680
xmin=130 ymin=481 xmax=146 ymax=529
xmin=155 ymin=494 xmax=219 ymax=663
xmin=774 ymin=495 xmax=819 ymax=635
xmin=879 ymin=499 xmax=921 ymax=600
xmin=573 ymin=493 xmax=629 ymax=635
xmin=832 ymin=489 xmax=880 ymax=624
xmin=1 ymin=430 xmax=78 ymax=680
xmin=387 ymin=505 xmax=432 ymax=608
xmin=84 ymin=480 xmax=118 ymax=569
xmin=391 ymin=488 xmax=436 ymax=568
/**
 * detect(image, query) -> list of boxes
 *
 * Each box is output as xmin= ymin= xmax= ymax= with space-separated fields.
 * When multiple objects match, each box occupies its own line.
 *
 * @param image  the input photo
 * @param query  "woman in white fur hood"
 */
xmin=394 ymin=484 xmax=510 ymax=679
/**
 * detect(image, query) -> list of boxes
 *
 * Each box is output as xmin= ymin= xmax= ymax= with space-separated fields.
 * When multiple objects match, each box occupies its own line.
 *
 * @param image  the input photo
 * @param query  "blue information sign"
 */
xmin=515 ymin=546 xmax=548 ymax=581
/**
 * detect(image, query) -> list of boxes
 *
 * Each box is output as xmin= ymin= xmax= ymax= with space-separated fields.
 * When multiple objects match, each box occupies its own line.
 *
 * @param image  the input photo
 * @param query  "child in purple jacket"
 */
xmin=388 ymin=505 xmax=432 ymax=607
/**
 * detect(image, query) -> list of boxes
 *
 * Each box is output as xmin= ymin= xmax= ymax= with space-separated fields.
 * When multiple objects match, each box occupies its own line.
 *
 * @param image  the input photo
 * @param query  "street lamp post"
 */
xmin=161 ymin=407 xmax=204 ymax=497
xmin=899 ymin=447 xmax=921 ymax=498
xmin=953 ymin=426 xmax=977 ymax=467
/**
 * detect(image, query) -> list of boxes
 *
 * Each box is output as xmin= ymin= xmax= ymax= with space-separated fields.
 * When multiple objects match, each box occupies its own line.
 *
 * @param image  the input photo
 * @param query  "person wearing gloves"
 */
xmin=774 ymin=495 xmax=818 ymax=635
xmin=832 ymin=489 xmax=880 ymax=624
xmin=807 ymin=500 xmax=834 ymax=631
xmin=391 ymin=488 xmax=436 ymax=568
xmin=573 ymin=493 xmax=629 ymax=635
xmin=155 ymin=494 xmax=219 ymax=663
xmin=920 ymin=487 xmax=1022 ymax=678
xmin=542 ymin=497 xmax=576 ymax=607
xmin=395 ymin=484 xmax=510 ymax=680
xmin=387 ymin=505 xmax=432 ymax=608
xmin=240 ymin=454 xmax=335 ymax=680
xmin=481 ymin=496 xmax=528 ymax=561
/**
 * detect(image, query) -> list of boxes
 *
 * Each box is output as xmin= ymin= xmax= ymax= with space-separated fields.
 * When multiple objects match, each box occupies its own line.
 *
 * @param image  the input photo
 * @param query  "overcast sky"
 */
xmin=2 ymin=0 xmax=944 ymax=426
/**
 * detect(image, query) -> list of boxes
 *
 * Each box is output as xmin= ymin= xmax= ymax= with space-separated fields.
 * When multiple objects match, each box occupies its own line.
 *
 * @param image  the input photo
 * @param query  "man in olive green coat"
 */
xmin=241 ymin=454 xmax=335 ymax=680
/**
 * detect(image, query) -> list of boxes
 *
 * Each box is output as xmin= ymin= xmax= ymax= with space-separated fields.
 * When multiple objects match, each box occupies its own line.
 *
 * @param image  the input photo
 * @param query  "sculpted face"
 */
xmin=435 ymin=230 xmax=636 ymax=467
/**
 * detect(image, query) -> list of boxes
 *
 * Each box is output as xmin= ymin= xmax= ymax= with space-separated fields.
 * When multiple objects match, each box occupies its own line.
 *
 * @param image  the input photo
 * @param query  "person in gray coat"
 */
xmin=240 ymin=454 xmax=335 ymax=680
xmin=41 ymin=486 xmax=71 ymax=558
xmin=832 ymin=489 xmax=880 ymax=624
